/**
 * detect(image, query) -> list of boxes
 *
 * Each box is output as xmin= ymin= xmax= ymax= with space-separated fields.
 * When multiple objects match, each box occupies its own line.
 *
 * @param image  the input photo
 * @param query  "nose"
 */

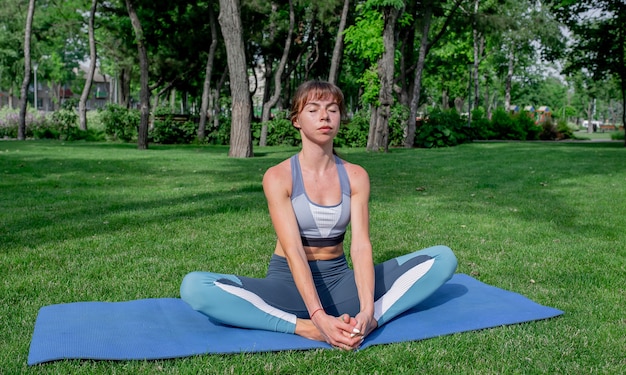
xmin=320 ymin=108 xmax=329 ymax=120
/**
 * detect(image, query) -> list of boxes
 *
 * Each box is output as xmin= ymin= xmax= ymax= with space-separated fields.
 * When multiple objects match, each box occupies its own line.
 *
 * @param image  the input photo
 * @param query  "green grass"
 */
xmin=572 ymin=129 xmax=618 ymax=141
xmin=1 ymin=140 xmax=625 ymax=374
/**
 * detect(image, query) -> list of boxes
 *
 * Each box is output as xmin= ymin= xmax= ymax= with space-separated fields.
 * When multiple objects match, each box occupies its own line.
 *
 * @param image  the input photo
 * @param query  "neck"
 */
xmin=298 ymin=146 xmax=335 ymax=173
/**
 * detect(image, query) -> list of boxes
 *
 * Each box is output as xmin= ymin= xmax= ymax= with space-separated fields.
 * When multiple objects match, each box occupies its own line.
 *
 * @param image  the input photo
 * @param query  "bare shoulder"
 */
xmin=341 ymin=159 xmax=370 ymax=192
xmin=262 ymin=158 xmax=292 ymax=196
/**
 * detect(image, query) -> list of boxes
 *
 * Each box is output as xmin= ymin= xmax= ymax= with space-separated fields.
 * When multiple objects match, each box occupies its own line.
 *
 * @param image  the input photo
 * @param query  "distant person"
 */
xmin=180 ymin=80 xmax=457 ymax=350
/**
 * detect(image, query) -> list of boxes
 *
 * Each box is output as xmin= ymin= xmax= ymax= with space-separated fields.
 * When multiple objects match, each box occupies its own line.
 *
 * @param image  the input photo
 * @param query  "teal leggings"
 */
xmin=180 ymin=245 xmax=457 ymax=334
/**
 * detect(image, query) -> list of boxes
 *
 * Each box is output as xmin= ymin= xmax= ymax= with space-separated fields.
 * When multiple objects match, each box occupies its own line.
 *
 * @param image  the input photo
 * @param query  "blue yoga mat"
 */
xmin=28 ymin=274 xmax=563 ymax=365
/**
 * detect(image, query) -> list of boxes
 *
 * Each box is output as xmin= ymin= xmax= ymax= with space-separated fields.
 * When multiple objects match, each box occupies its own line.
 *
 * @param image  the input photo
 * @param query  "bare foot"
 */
xmin=294 ymin=315 xmax=359 ymax=342
xmin=294 ymin=318 xmax=325 ymax=341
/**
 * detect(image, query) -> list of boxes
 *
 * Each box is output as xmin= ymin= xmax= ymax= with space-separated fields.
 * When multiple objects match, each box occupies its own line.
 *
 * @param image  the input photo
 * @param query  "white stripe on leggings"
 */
xmin=373 ymin=258 xmax=435 ymax=321
xmin=215 ymin=281 xmax=297 ymax=325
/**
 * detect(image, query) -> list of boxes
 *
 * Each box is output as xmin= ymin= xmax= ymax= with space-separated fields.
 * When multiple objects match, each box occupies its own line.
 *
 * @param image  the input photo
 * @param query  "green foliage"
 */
xmin=51 ymin=100 xmax=79 ymax=140
xmin=514 ymin=111 xmax=541 ymax=141
xmin=344 ymin=4 xmax=384 ymax=64
xmin=99 ymin=104 xmax=140 ymax=142
xmin=149 ymin=112 xmax=197 ymax=144
xmin=468 ymin=107 xmax=496 ymax=140
xmin=252 ymin=111 xmax=301 ymax=147
xmin=610 ymin=129 xmax=624 ymax=140
xmin=358 ymin=66 xmax=381 ymax=106
xmin=367 ymin=0 xmax=405 ymax=7
xmin=337 ymin=109 xmax=370 ymax=148
xmin=415 ymin=108 xmax=468 ymax=148
xmin=539 ymin=117 xmax=573 ymax=141
xmin=0 ymin=108 xmax=61 ymax=139
xmin=388 ymin=104 xmax=409 ymax=147
xmin=205 ymin=113 xmax=231 ymax=145
xmin=490 ymin=108 xmax=527 ymax=140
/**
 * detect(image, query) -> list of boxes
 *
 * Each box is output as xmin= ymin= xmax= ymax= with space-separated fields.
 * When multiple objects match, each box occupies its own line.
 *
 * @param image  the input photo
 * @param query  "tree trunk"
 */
xmin=471 ymin=0 xmax=481 ymax=112
xmin=120 ymin=66 xmax=132 ymax=108
xmin=405 ymin=5 xmax=432 ymax=148
xmin=18 ymin=0 xmax=35 ymax=140
xmin=198 ymin=4 xmax=218 ymax=141
xmin=79 ymin=0 xmax=98 ymax=131
xmin=366 ymin=104 xmax=377 ymax=150
xmin=586 ymin=100 xmax=594 ymax=134
xmin=213 ymin=71 xmax=227 ymax=130
xmin=367 ymin=6 xmax=399 ymax=153
xmin=504 ymin=44 xmax=514 ymax=111
xmin=219 ymin=0 xmax=253 ymax=158
xmin=260 ymin=0 xmax=294 ymax=147
xmin=621 ymin=81 xmax=626 ymax=147
xmin=328 ymin=0 xmax=350 ymax=85
xmin=125 ymin=0 xmax=151 ymax=149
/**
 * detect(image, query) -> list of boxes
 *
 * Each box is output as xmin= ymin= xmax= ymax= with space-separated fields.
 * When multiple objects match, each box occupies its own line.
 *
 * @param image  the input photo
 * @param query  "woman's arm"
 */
xmin=263 ymin=164 xmax=321 ymax=312
xmin=346 ymin=163 xmax=377 ymax=336
xmin=262 ymin=164 xmax=359 ymax=348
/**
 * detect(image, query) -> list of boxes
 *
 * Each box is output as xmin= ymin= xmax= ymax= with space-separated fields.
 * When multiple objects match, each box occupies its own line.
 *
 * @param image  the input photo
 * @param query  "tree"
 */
xmin=405 ymin=0 xmax=464 ymax=147
xmin=219 ymin=0 xmax=253 ymax=157
xmin=78 ymin=0 xmax=98 ymax=131
xmin=18 ymin=0 xmax=36 ymax=141
xmin=198 ymin=2 xmax=219 ymax=141
xmin=259 ymin=0 xmax=295 ymax=147
xmin=328 ymin=0 xmax=350 ymax=85
xmin=367 ymin=0 xmax=403 ymax=153
xmin=125 ymin=0 xmax=150 ymax=149
xmin=550 ymin=0 xmax=626 ymax=145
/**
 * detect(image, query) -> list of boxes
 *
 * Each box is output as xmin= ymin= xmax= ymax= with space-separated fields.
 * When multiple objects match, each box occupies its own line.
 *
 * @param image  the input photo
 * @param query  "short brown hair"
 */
xmin=289 ymin=81 xmax=346 ymax=124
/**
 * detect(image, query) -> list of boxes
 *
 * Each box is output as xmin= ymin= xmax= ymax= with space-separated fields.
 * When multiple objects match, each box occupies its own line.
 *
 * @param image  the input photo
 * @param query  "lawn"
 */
xmin=1 ymin=140 xmax=624 ymax=374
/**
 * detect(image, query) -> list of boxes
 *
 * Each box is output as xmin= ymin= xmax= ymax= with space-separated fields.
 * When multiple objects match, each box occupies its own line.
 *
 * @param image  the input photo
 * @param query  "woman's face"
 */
xmin=294 ymin=96 xmax=341 ymax=140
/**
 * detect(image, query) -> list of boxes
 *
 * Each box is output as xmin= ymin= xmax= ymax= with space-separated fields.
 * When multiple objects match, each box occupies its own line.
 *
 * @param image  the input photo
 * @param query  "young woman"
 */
xmin=180 ymin=80 xmax=457 ymax=350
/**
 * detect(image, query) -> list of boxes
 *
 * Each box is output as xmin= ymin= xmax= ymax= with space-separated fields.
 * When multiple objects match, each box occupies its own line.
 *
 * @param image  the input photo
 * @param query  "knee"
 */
xmin=431 ymin=245 xmax=458 ymax=275
xmin=180 ymin=271 xmax=209 ymax=308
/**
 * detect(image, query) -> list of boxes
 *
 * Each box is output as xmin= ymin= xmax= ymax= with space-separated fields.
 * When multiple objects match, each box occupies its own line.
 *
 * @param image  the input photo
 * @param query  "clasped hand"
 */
xmin=313 ymin=312 xmax=376 ymax=351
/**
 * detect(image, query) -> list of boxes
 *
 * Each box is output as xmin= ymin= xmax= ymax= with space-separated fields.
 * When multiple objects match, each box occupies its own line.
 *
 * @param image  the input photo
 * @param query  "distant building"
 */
xmin=0 ymin=62 xmax=112 ymax=111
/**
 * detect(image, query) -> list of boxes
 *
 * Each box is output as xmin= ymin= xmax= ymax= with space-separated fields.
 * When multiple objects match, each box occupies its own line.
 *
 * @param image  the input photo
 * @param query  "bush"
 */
xmin=252 ymin=110 xmax=301 ymax=147
xmin=206 ymin=113 xmax=230 ymax=145
xmin=490 ymin=108 xmax=527 ymax=140
xmin=469 ymin=107 xmax=495 ymax=140
xmin=610 ymin=129 xmax=624 ymax=141
xmin=337 ymin=109 xmax=370 ymax=148
xmin=149 ymin=111 xmax=197 ymax=144
xmin=515 ymin=112 xmax=541 ymax=140
xmin=415 ymin=108 xmax=468 ymax=148
xmin=0 ymin=108 xmax=57 ymax=139
xmin=100 ymin=104 xmax=139 ymax=142
xmin=51 ymin=100 xmax=80 ymax=140
xmin=388 ymin=104 xmax=409 ymax=147
xmin=555 ymin=118 xmax=574 ymax=140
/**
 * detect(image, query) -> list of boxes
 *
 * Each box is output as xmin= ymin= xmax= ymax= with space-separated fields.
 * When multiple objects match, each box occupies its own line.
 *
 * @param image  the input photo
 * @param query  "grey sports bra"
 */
xmin=290 ymin=154 xmax=351 ymax=247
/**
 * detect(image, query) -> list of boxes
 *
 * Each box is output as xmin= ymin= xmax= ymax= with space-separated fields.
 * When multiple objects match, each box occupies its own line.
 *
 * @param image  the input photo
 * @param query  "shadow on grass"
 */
xmin=1 ymin=141 xmax=623 ymax=253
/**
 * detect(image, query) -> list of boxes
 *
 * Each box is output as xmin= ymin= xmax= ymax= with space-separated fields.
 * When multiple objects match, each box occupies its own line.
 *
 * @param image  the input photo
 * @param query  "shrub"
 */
xmin=555 ymin=118 xmax=574 ymax=140
xmin=491 ymin=108 xmax=527 ymax=140
xmin=415 ymin=108 xmax=468 ymax=148
xmin=206 ymin=113 xmax=230 ymax=145
xmin=0 ymin=108 xmax=56 ymax=139
xmin=252 ymin=110 xmax=301 ymax=147
xmin=469 ymin=107 xmax=495 ymax=140
xmin=100 ymin=104 xmax=139 ymax=142
xmin=149 ymin=111 xmax=197 ymax=144
xmin=610 ymin=129 xmax=624 ymax=141
xmin=337 ymin=109 xmax=370 ymax=148
xmin=51 ymin=101 xmax=80 ymax=140
xmin=388 ymin=104 xmax=409 ymax=147
xmin=515 ymin=112 xmax=541 ymax=140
